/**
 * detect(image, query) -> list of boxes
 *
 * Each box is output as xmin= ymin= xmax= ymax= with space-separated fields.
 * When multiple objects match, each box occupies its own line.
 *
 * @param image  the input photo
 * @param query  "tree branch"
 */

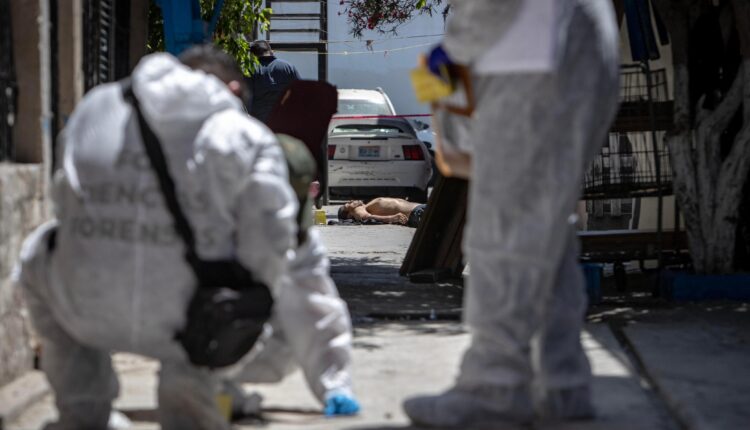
xmin=694 ymin=64 xmax=745 ymax=220
xmin=668 ymin=132 xmax=706 ymax=270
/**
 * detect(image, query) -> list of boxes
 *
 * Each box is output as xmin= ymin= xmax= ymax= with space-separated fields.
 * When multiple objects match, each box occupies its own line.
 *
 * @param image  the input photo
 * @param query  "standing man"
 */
xmin=246 ymin=40 xmax=301 ymax=123
xmin=404 ymin=0 xmax=620 ymax=428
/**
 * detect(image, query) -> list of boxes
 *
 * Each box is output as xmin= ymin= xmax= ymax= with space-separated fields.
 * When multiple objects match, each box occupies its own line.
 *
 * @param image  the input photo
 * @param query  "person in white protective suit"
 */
xmin=403 ymin=0 xmax=620 ymax=427
xmin=14 ymin=46 xmax=357 ymax=430
xmin=220 ymin=224 xmax=359 ymax=418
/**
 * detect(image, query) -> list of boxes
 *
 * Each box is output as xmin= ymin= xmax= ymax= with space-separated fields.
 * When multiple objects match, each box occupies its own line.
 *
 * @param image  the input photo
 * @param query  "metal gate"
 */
xmin=264 ymin=0 xmax=328 ymax=81
xmin=0 ymin=0 xmax=17 ymax=161
xmin=82 ymin=0 xmax=131 ymax=92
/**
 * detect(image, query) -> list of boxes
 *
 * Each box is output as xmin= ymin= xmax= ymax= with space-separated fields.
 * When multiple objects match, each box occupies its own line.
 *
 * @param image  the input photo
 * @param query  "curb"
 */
xmin=0 ymin=370 xmax=50 ymax=430
xmin=617 ymin=327 xmax=702 ymax=430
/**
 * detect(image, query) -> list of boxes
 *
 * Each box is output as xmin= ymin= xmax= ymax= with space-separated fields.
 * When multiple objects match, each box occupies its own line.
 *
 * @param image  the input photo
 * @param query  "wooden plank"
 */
xmin=400 ymin=175 xmax=468 ymax=279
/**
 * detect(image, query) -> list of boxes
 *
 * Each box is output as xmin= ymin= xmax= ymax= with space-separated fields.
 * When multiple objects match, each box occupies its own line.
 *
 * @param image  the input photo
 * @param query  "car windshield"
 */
xmin=337 ymin=98 xmax=393 ymax=116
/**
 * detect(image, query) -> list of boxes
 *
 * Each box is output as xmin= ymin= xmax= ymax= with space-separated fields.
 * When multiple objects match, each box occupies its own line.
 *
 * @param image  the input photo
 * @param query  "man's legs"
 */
xmin=532 ymin=228 xmax=593 ymax=419
xmin=404 ymin=72 xmax=576 ymax=427
xmin=17 ymin=223 xmax=118 ymax=430
xmin=32 ymin=299 xmax=119 ymax=430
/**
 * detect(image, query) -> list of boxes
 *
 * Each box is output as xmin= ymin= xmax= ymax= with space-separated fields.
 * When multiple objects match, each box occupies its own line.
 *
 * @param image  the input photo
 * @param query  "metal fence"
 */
xmin=82 ymin=0 xmax=130 ymax=92
xmin=583 ymin=66 xmax=673 ymax=199
xmin=620 ymin=66 xmax=669 ymax=103
xmin=583 ymin=131 xmax=672 ymax=199
xmin=0 ymin=0 xmax=16 ymax=161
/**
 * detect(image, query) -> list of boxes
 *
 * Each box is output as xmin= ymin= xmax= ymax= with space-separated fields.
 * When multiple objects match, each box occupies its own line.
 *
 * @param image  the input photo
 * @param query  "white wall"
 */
xmin=323 ymin=4 xmax=445 ymax=117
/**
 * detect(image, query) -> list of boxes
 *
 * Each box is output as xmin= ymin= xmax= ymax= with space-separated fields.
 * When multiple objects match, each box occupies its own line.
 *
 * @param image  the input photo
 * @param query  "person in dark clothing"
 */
xmin=246 ymin=40 xmax=301 ymax=123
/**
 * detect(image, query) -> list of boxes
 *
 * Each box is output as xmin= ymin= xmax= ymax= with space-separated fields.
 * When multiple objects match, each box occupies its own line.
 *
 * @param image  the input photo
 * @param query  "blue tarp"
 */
xmin=661 ymin=271 xmax=750 ymax=301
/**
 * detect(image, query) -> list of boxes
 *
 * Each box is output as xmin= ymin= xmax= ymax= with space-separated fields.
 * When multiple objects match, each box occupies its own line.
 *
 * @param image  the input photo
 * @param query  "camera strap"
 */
xmin=120 ymin=79 xmax=204 ymax=273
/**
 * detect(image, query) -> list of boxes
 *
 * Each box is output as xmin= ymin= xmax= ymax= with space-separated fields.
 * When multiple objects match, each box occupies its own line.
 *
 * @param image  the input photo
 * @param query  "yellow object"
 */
xmin=314 ymin=209 xmax=327 ymax=225
xmin=410 ymin=65 xmax=454 ymax=103
xmin=216 ymin=393 xmax=233 ymax=421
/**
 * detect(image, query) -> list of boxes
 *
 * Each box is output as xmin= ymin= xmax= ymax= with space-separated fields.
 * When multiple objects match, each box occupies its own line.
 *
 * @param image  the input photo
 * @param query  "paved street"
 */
xmin=7 ymin=206 xmax=750 ymax=429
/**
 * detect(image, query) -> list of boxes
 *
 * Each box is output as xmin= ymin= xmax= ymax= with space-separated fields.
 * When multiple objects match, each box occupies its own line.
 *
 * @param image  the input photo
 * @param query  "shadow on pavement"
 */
xmin=330 ymin=257 xmax=464 ymax=319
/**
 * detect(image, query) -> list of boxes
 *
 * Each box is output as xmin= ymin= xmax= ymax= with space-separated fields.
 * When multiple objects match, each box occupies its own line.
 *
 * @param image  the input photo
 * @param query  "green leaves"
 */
xmin=340 ymin=0 xmax=444 ymax=38
xmin=147 ymin=0 xmax=272 ymax=76
xmin=202 ymin=0 xmax=272 ymax=75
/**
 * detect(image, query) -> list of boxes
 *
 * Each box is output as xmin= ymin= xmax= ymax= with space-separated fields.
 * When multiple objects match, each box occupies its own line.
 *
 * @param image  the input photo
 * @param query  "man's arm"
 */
xmin=351 ymin=207 xmax=406 ymax=224
xmin=368 ymin=213 xmax=408 ymax=225
xmin=273 ymin=228 xmax=357 ymax=406
xmin=195 ymin=110 xmax=297 ymax=289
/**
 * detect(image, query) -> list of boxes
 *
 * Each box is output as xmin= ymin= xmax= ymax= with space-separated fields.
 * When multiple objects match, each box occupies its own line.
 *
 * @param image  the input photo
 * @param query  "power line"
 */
xmin=275 ymin=41 xmax=435 ymax=55
xmin=264 ymin=31 xmax=444 ymax=44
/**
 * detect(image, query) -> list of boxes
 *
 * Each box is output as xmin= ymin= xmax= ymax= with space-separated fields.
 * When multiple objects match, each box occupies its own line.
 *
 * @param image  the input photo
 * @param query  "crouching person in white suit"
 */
xmin=14 ymin=45 xmax=358 ymax=430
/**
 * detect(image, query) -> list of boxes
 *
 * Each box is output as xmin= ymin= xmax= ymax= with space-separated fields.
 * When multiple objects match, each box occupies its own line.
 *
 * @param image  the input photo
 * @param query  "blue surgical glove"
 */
xmin=324 ymin=393 xmax=361 ymax=417
xmin=427 ymin=45 xmax=454 ymax=78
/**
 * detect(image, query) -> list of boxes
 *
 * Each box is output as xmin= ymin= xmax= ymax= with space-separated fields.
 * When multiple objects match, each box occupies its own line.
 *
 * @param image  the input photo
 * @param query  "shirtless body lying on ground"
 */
xmin=337 ymin=197 xmax=427 ymax=227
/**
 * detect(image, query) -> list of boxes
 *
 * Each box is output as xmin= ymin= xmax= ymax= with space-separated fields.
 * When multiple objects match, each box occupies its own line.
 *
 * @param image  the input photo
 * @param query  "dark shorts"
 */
xmin=407 ymin=204 xmax=427 ymax=228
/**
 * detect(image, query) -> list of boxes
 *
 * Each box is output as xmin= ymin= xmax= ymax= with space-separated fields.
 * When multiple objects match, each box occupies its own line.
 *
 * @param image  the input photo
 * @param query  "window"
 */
xmin=336 ymin=98 xmax=393 ymax=116
xmin=331 ymin=124 xmax=406 ymax=135
xmin=622 ymin=200 xmax=633 ymax=215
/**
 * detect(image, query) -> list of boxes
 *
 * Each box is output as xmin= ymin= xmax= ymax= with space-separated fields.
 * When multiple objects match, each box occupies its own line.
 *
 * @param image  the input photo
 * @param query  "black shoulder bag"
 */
xmin=122 ymin=82 xmax=273 ymax=368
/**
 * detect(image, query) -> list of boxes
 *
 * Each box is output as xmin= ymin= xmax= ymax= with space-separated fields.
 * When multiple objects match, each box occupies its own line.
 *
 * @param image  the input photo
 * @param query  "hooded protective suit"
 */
xmin=15 ymin=53 xmax=353 ymax=430
xmin=404 ymin=0 xmax=620 ymax=427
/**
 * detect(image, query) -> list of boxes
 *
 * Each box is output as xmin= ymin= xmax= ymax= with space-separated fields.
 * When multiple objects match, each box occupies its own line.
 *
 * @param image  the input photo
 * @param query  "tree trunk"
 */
xmin=654 ymin=0 xmax=750 ymax=274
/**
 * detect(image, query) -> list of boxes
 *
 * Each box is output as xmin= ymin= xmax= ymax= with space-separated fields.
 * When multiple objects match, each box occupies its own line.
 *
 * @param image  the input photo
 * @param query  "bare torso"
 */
xmin=364 ymin=198 xmax=419 ymax=216
xmin=350 ymin=197 xmax=419 ymax=223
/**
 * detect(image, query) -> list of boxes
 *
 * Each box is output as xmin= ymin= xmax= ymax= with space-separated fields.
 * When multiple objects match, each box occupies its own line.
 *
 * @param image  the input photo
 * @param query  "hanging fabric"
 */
xmin=624 ymin=0 xmax=660 ymax=61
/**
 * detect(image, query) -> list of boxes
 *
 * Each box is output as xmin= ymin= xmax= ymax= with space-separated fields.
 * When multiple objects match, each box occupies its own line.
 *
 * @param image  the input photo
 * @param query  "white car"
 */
xmin=327 ymin=89 xmax=433 ymax=202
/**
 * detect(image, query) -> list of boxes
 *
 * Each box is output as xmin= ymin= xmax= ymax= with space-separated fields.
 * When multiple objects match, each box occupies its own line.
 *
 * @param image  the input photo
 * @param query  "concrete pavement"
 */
xmin=7 ymin=206 xmax=750 ymax=429
xmin=6 ymin=323 xmax=676 ymax=430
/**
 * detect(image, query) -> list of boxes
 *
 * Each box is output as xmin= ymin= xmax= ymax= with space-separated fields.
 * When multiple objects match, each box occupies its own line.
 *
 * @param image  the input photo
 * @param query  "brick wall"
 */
xmin=0 ymin=164 xmax=47 ymax=386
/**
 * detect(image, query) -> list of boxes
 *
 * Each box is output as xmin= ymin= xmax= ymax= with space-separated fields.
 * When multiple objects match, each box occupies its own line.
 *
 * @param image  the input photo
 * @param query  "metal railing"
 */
xmin=583 ymin=64 xmax=673 ymax=200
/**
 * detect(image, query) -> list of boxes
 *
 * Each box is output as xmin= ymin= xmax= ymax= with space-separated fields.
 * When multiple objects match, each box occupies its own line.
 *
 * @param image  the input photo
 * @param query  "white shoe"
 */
xmin=403 ymin=386 xmax=533 ymax=428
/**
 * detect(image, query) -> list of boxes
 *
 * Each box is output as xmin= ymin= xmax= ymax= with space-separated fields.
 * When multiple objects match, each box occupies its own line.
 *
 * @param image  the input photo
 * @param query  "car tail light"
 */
xmin=402 ymin=145 xmax=424 ymax=160
xmin=327 ymin=145 xmax=337 ymax=160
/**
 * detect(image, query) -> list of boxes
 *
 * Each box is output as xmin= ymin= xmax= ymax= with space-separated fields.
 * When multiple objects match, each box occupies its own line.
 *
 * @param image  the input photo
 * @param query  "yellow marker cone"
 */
xmin=314 ymin=209 xmax=327 ymax=225
xmin=216 ymin=393 xmax=233 ymax=421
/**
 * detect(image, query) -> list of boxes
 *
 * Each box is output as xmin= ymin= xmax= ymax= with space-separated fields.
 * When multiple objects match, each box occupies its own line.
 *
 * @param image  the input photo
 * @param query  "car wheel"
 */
xmin=427 ymin=156 xmax=438 ymax=187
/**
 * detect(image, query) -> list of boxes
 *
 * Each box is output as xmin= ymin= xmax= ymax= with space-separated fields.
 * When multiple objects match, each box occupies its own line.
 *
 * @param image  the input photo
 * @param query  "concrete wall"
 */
xmin=0 ymin=0 xmax=53 ymax=386
xmin=0 ymin=165 xmax=46 ymax=387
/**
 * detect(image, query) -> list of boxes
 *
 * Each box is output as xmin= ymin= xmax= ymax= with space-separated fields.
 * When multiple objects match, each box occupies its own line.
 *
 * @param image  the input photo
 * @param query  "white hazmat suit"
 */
xmin=404 ymin=0 xmax=620 ymax=427
xmin=221 ymin=227 xmax=355 ymax=413
xmin=15 ymin=53 xmax=354 ymax=430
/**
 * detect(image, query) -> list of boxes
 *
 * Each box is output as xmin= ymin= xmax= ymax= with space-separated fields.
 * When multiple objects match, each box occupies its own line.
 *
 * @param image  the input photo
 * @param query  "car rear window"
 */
xmin=337 ymin=99 xmax=393 ymax=116
xmin=331 ymin=124 xmax=406 ymax=135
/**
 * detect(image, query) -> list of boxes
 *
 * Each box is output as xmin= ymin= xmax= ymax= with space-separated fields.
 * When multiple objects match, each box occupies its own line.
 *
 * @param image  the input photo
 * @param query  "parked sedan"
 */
xmin=327 ymin=89 xmax=433 ymax=202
